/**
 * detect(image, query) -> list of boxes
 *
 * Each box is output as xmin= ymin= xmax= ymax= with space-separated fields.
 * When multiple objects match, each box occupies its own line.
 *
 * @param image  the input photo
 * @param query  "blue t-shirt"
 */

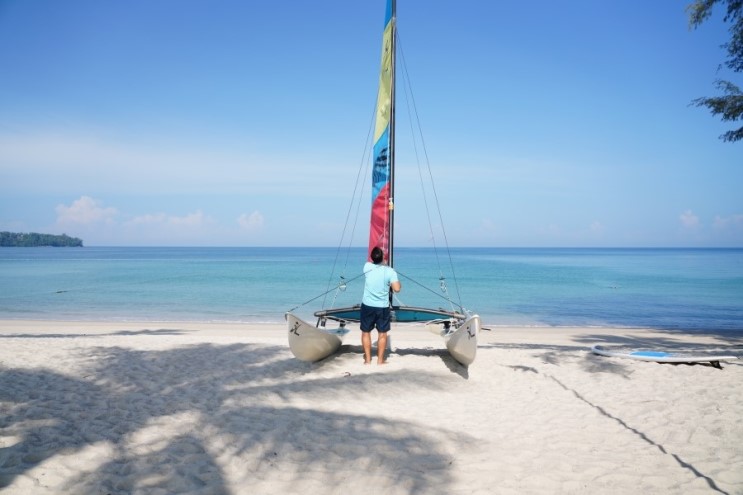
xmin=362 ymin=262 xmax=399 ymax=308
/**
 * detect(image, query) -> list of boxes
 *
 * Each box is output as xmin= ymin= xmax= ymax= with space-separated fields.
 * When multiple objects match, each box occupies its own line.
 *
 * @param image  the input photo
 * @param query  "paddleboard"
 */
xmin=591 ymin=344 xmax=738 ymax=368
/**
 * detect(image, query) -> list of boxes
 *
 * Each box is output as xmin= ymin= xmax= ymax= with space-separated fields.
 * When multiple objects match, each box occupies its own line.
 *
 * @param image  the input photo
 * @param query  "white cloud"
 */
xmin=478 ymin=218 xmax=497 ymax=232
xmin=679 ymin=210 xmax=699 ymax=229
xmin=50 ymin=199 xmax=219 ymax=245
xmin=169 ymin=210 xmax=209 ymax=227
xmin=126 ymin=213 xmax=169 ymax=225
xmin=125 ymin=210 xmax=212 ymax=228
xmin=56 ymin=196 xmax=118 ymax=225
xmin=117 ymin=210 xmax=217 ymax=245
xmin=590 ymin=221 xmax=604 ymax=233
xmin=237 ymin=211 xmax=265 ymax=231
xmin=712 ymin=214 xmax=743 ymax=231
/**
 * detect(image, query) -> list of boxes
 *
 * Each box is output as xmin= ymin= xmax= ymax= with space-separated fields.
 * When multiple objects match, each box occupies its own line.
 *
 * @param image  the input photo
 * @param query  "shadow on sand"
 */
xmin=332 ymin=342 xmax=470 ymax=378
xmin=480 ymin=329 xmax=743 ymax=375
xmin=0 ymin=334 xmax=473 ymax=493
xmin=484 ymin=330 xmax=743 ymax=495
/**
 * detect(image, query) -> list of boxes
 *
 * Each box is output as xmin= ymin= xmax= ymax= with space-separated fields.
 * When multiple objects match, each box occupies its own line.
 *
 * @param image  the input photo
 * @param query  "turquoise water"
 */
xmin=1 ymin=247 xmax=742 ymax=331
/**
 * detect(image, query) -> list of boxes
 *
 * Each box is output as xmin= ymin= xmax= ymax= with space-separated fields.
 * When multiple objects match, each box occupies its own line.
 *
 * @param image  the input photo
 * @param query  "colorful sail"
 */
xmin=368 ymin=0 xmax=395 ymax=262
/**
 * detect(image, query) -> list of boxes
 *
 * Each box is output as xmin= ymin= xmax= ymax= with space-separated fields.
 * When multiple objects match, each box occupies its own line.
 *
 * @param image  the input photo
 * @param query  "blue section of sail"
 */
xmin=371 ymin=127 xmax=390 ymax=201
xmin=384 ymin=0 xmax=393 ymax=26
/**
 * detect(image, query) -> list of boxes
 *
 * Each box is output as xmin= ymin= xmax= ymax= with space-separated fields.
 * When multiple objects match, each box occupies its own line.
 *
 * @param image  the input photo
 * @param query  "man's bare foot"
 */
xmin=377 ymin=360 xmax=388 ymax=365
xmin=364 ymin=359 xmax=371 ymax=365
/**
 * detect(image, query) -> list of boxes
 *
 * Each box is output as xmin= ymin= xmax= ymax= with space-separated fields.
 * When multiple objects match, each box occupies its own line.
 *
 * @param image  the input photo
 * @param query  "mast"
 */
xmin=388 ymin=0 xmax=396 ymax=269
xmin=388 ymin=0 xmax=396 ymax=306
xmin=368 ymin=0 xmax=396 ymax=268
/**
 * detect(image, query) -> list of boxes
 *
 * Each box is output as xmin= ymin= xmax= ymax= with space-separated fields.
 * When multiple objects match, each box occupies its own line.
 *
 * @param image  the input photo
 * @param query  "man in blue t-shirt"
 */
xmin=360 ymin=246 xmax=401 ymax=364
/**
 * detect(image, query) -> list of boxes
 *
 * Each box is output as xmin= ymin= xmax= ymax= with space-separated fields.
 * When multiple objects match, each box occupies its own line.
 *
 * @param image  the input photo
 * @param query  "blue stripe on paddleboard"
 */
xmin=631 ymin=351 xmax=670 ymax=357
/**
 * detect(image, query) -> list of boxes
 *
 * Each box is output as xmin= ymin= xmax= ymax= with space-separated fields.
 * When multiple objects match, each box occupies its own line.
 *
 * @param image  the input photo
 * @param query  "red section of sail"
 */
xmin=367 ymin=183 xmax=390 ymax=261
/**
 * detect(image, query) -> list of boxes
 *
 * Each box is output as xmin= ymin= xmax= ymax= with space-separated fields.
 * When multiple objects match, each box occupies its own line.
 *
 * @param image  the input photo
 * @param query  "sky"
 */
xmin=0 ymin=0 xmax=741 ymax=247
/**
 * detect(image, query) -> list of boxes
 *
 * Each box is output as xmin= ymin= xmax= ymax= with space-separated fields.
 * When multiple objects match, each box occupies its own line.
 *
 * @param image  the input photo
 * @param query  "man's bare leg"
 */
xmin=361 ymin=331 xmax=372 ymax=364
xmin=377 ymin=331 xmax=388 ymax=364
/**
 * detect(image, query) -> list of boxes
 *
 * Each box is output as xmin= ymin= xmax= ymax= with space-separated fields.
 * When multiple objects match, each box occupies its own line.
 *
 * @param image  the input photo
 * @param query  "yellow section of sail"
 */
xmin=374 ymin=19 xmax=394 ymax=143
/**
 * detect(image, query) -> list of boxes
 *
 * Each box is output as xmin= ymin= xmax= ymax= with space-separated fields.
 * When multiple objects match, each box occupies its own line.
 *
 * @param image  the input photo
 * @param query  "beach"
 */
xmin=1 ymin=321 xmax=742 ymax=494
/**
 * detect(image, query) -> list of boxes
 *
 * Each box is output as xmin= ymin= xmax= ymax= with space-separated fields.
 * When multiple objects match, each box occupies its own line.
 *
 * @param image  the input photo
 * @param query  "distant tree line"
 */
xmin=0 ymin=232 xmax=84 ymax=247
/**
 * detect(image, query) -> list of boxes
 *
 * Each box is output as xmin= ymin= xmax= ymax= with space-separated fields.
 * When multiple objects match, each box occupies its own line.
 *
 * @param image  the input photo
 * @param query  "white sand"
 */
xmin=1 ymin=320 xmax=742 ymax=494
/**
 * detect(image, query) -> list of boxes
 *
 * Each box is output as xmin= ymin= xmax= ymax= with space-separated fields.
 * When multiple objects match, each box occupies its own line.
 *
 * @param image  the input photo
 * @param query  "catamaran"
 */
xmin=286 ymin=0 xmax=480 ymax=367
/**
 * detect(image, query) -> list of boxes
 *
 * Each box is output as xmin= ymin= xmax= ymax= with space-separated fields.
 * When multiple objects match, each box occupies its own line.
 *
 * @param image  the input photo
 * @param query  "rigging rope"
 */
xmin=289 ymin=272 xmax=366 ymax=314
xmin=321 ymin=103 xmax=377 ymax=310
xmin=397 ymin=33 xmax=464 ymax=310
xmin=394 ymin=270 xmax=465 ymax=314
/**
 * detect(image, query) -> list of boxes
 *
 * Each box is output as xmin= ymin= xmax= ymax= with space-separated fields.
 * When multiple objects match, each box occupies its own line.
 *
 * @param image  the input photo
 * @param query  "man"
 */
xmin=360 ymin=246 xmax=401 ymax=364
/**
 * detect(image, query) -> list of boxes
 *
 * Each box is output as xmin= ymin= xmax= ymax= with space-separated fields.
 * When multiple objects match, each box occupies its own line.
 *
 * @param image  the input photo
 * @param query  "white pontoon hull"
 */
xmin=286 ymin=313 xmax=348 ymax=362
xmin=443 ymin=314 xmax=480 ymax=366
xmin=288 ymin=312 xmax=478 ymax=366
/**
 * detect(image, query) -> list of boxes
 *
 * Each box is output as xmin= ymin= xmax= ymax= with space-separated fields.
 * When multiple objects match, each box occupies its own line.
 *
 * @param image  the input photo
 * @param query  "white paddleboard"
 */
xmin=591 ymin=344 xmax=738 ymax=368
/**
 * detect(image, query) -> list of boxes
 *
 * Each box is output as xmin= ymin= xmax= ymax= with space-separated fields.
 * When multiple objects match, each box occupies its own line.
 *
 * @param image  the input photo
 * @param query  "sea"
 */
xmin=1 ymin=247 xmax=742 ymax=332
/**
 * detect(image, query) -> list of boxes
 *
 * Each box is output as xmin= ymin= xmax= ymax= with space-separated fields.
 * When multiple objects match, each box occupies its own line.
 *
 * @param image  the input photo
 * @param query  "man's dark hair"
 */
xmin=370 ymin=246 xmax=384 ymax=264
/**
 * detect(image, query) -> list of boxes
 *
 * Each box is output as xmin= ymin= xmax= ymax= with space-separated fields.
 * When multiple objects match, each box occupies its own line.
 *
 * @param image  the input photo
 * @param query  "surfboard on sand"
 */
xmin=591 ymin=344 xmax=739 ymax=369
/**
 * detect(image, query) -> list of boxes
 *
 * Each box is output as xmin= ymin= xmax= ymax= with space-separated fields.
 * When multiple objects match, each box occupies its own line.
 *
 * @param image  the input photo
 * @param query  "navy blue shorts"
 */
xmin=360 ymin=303 xmax=391 ymax=332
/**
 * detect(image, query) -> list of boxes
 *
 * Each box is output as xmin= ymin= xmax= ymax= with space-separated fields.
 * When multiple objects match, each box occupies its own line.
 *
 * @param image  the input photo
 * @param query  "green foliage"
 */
xmin=687 ymin=0 xmax=743 ymax=142
xmin=692 ymin=80 xmax=743 ymax=141
xmin=0 ymin=232 xmax=84 ymax=247
xmin=688 ymin=0 xmax=743 ymax=71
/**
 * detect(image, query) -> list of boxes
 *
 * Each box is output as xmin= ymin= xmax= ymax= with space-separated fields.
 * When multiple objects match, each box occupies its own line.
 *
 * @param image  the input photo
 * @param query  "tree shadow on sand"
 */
xmin=0 ymin=328 xmax=191 ymax=339
xmin=1 ymin=338 xmax=473 ymax=494
xmin=479 ymin=330 xmax=743 ymax=375
xmin=333 ymin=343 xmax=470 ymax=378
xmin=486 ymin=340 xmax=739 ymax=494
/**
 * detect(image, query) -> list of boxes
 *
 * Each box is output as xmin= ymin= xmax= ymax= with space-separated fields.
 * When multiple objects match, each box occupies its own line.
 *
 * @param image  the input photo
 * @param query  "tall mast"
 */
xmin=388 ymin=0 xmax=396 ymax=269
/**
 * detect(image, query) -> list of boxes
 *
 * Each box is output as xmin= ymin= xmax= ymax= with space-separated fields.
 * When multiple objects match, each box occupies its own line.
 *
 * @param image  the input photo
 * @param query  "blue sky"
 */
xmin=0 ymin=0 xmax=740 ymax=247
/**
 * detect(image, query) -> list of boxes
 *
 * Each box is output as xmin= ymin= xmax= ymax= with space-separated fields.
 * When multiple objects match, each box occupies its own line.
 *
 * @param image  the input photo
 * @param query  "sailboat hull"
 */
xmin=286 ymin=313 xmax=348 ymax=362
xmin=443 ymin=314 xmax=480 ymax=366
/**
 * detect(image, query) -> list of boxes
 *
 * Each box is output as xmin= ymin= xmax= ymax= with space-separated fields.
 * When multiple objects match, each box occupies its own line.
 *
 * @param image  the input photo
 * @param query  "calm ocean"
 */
xmin=1 ymin=247 xmax=742 ymax=331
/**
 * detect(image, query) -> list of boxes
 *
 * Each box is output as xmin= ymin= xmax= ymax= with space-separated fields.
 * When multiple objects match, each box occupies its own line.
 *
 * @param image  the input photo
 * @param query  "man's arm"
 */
xmin=390 ymin=280 xmax=401 ymax=292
